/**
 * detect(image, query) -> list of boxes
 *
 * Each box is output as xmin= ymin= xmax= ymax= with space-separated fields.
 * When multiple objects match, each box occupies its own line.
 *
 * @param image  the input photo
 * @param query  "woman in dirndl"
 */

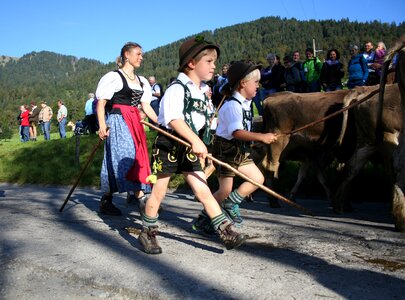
xmin=96 ymin=42 xmax=158 ymax=215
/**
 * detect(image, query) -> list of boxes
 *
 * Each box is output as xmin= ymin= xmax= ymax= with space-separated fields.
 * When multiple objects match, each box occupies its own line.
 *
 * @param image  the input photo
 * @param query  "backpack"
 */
xmin=153 ymin=83 xmax=164 ymax=101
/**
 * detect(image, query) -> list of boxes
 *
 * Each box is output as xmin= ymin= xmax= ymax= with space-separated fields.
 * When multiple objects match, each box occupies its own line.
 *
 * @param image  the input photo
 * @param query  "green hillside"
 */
xmin=1 ymin=16 xmax=404 ymax=138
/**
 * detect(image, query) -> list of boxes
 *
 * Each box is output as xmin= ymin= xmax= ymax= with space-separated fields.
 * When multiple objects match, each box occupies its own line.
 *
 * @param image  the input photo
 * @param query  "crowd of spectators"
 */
xmin=209 ymin=40 xmax=390 ymax=115
xmin=17 ymin=99 xmax=69 ymax=141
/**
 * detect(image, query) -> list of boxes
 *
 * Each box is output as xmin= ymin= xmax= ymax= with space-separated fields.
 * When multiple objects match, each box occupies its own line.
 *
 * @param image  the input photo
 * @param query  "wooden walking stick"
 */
xmin=204 ymin=95 xmax=227 ymax=178
xmin=141 ymin=120 xmax=314 ymax=216
xmin=209 ymin=94 xmax=226 ymax=123
xmin=59 ymin=135 xmax=105 ymax=213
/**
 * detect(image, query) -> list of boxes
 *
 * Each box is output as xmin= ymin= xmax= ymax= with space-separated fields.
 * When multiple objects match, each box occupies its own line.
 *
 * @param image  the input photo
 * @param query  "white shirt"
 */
xmin=85 ymin=98 xmax=94 ymax=116
xmin=57 ymin=105 xmax=68 ymax=119
xmin=151 ymin=83 xmax=161 ymax=102
xmin=215 ymin=91 xmax=252 ymax=140
xmin=95 ymin=70 xmax=152 ymax=103
xmin=158 ymin=72 xmax=209 ymax=131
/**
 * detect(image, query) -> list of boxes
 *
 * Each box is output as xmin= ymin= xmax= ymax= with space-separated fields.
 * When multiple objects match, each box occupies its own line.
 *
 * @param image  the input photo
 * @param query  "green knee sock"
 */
xmin=224 ymin=189 xmax=245 ymax=207
xmin=211 ymin=213 xmax=228 ymax=230
xmin=142 ymin=213 xmax=159 ymax=228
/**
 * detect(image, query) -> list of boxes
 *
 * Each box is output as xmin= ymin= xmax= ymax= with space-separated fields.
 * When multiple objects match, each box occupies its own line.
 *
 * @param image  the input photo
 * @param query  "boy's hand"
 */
xmin=260 ymin=133 xmax=278 ymax=144
xmin=191 ymin=139 xmax=208 ymax=158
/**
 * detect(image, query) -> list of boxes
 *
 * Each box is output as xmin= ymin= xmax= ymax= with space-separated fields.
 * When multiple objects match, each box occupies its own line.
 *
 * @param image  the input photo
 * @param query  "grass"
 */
xmin=0 ymin=131 xmax=102 ymax=186
xmin=0 ymin=127 xmax=392 ymax=201
xmin=0 ymin=129 xmax=188 ymax=190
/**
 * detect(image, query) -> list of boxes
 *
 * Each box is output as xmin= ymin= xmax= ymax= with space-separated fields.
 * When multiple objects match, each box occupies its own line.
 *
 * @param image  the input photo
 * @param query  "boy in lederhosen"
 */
xmin=138 ymin=37 xmax=248 ymax=254
xmin=192 ymin=61 xmax=278 ymax=233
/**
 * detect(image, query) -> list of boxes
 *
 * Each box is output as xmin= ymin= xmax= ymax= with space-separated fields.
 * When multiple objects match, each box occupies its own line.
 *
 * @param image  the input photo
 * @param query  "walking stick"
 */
xmin=59 ymin=134 xmax=105 ymax=213
xmin=209 ymin=95 xmax=226 ymax=123
xmin=141 ymin=120 xmax=314 ymax=216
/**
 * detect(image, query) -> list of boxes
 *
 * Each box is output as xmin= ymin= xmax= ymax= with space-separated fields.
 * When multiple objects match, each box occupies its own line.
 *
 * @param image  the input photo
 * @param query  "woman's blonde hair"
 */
xmin=378 ymin=41 xmax=387 ymax=50
xmin=116 ymin=42 xmax=142 ymax=68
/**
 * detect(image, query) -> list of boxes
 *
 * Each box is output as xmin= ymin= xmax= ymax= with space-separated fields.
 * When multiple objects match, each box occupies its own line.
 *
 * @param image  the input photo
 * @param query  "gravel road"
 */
xmin=0 ymin=183 xmax=404 ymax=299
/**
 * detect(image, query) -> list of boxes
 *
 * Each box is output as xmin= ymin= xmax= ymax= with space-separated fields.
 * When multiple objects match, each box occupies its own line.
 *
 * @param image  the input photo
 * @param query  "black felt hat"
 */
xmin=227 ymin=61 xmax=260 ymax=91
xmin=178 ymin=35 xmax=220 ymax=72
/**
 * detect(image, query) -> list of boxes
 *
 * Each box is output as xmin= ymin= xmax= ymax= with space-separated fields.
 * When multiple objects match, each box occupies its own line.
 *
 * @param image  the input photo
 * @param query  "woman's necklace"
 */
xmin=121 ymin=68 xmax=135 ymax=81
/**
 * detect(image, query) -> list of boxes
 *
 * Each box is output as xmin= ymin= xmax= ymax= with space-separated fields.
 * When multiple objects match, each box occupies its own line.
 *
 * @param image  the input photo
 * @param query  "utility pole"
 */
xmin=312 ymin=38 xmax=323 ymax=58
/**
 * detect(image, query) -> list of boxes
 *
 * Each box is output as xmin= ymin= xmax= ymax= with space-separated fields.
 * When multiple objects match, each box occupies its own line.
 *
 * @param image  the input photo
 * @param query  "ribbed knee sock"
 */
xmin=210 ymin=213 xmax=228 ymax=230
xmin=224 ymin=189 xmax=245 ymax=207
xmin=142 ymin=213 xmax=159 ymax=228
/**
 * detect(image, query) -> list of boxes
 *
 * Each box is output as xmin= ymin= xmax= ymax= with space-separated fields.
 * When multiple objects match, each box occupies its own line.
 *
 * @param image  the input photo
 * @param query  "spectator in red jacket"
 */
xmin=19 ymin=104 xmax=30 ymax=142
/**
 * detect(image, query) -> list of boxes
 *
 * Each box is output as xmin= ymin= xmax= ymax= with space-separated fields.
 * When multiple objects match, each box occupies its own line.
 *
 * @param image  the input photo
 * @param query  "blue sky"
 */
xmin=1 ymin=0 xmax=404 ymax=64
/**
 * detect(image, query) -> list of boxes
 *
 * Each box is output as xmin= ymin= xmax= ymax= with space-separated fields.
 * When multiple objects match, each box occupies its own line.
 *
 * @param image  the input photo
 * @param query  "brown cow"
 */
xmin=258 ymin=89 xmax=356 ymax=207
xmin=389 ymin=37 xmax=405 ymax=232
xmin=332 ymin=84 xmax=402 ymax=220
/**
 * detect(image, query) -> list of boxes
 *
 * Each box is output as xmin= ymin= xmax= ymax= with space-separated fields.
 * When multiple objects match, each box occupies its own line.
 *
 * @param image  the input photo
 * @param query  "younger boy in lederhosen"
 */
xmin=138 ymin=37 xmax=248 ymax=254
xmin=192 ymin=61 xmax=278 ymax=232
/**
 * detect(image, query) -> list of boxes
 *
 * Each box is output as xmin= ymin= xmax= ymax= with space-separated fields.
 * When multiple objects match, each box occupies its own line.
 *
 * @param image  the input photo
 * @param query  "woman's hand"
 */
xmin=98 ymin=124 xmax=109 ymax=140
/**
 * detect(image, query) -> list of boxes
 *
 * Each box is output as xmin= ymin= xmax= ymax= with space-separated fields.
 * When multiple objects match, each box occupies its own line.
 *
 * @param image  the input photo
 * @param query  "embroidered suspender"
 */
xmin=227 ymin=97 xmax=253 ymax=131
xmin=168 ymin=79 xmax=211 ymax=144
xmin=226 ymin=97 xmax=253 ymax=150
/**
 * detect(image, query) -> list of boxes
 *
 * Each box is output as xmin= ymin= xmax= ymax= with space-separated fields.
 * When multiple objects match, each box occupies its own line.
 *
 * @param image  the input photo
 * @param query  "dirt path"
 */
xmin=0 ymin=183 xmax=404 ymax=299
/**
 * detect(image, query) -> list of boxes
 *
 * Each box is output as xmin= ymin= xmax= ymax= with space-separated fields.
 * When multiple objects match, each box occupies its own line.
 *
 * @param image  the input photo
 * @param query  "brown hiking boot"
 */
xmin=217 ymin=221 xmax=248 ymax=250
xmin=99 ymin=194 xmax=121 ymax=216
xmin=138 ymin=226 xmax=162 ymax=254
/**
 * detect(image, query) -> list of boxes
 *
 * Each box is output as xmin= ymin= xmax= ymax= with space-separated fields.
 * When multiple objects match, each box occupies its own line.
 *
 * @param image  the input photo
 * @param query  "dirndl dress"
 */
xmin=99 ymin=71 xmax=152 ymax=194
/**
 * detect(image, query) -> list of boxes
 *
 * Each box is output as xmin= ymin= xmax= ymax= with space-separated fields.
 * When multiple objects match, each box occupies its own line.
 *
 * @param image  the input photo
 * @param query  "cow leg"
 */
xmin=393 ymin=185 xmax=405 ymax=232
xmin=264 ymin=169 xmax=281 ymax=208
xmin=393 ymin=134 xmax=405 ymax=232
xmin=314 ymin=161 xmax=332 ymax=203
xmin=289 ymin=162 xmax=310 ymax=201
xmin=332 ymin=145 xmax=376 ymax=214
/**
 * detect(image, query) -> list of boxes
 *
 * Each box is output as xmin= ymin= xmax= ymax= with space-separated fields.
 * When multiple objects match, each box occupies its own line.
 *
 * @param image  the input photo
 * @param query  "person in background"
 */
xmin=38 ymin=101 xmax=53 ymax=140
xmin=373 ymin=41 xmax=387 ymax=80
xmin=303 ymin=48 xmax=323 ymax=92
xmin=29 ymin=101 xmax=40 ymax=141
xmin=212 ymin=63 xmax=230 ymax=107
xmin=84 ymin=93 xmax=98 ymax=134
xmin=347 ymin=45 xmax=369 ymax=89
xmin=260 ymin=53 xmax=285 ymax=96
xmin=292 ymin=50 xmax=302 ymax=66
xmin=280 ymin=55 xmax=302 ymax=92
xmin=19 ymin=104 xmax=30 ymax=142
xmin=96 ymin=41 xmax=157 ymax=216
xmin=363 ymin=41 xmax=378 ymax=85
xmin=148 ymin=76 xmax=162 ymax=126
xmin=319 ymin=49 xmax=344 ymax=91
xmin=57 ymin=100 xmax=68 ymax=138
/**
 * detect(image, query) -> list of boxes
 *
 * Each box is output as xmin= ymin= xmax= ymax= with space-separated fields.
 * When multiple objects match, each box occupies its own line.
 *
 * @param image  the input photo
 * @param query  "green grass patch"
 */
xmin=0 ymin=129 xmax=392 ymax=201
xmin=0 ymin=129 xmax=187 ymax=189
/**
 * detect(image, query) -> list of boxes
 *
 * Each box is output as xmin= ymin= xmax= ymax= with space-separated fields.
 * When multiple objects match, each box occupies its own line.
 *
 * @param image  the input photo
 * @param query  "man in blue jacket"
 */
xmin=347 ymin=45 xmax=369 ymax=89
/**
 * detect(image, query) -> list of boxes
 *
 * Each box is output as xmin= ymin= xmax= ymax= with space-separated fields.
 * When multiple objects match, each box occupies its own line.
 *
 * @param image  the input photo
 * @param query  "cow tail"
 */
xmin=375 ymin=59 xmax=391 ymax=143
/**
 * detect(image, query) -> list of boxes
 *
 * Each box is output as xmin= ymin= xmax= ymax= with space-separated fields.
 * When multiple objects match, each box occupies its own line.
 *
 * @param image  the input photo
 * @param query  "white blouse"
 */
xmin=158 ymin=72 xmax=209 ymax=131
xmin=95 ymin=70 xmax=152 ymax=104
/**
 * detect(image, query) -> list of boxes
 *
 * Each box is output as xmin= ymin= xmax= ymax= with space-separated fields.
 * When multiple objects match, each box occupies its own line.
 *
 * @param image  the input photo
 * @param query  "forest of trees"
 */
xmin=1 ymin=16 xmax=404 ymax=138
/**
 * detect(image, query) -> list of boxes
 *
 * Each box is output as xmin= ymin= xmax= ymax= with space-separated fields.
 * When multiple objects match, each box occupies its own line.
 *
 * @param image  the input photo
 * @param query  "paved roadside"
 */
xmin=0 ymin=183 xmax=404 ymax=299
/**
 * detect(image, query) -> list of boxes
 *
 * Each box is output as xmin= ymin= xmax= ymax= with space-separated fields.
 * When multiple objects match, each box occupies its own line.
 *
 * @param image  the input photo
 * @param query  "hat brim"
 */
xmin=178 ymin=43 xmax=220 ymax=72
xmin=230 ymin=64 xmax=260 ymax=91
